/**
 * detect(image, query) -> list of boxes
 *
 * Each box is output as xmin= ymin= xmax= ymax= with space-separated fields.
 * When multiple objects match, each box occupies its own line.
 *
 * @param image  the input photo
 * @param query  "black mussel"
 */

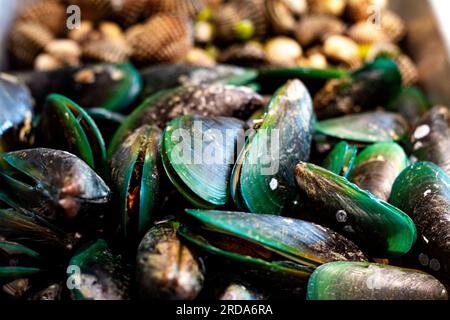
xmin=307 ymin=262 xmax=448 ymax=300
xmin=179 ymin=210 xmax=367 ymax=288
xmin=348 ymin=142 xmax=409 ymax=201
xmin=0 ymin=73 xmax=34 ymax=153
xmin=314 ymin=57 xmax=402 ymax=119
xmin=388 ymin=86 xmax=430 ymax=125
xmin=15 ymin=63 xmax=142 ymax=112
xmin=68 ymin=239 xmax=130 ymax=300
xmin=162 ymin=115 xmax=245 ymax=208
xmin=390 ymin=162 xmax=450 ymax=279
xmin=136 ymin=221 xmax=205 ymax=300
xmin=110 ymin=125 xmax=162 ymax=247
xmin=108 ymin=84 xmax=264 ymax=156
xmin=231 ymin=79 xmax=315 ymax=215
xmin=315 ymin=111 xmax=410 ymax=144
xmin=410 ymin=106 xmax=450 ymax=175
xmin=0 ymin=148 xmax=111 ymax=227
xmin=29 ymin=282 xmax=64 ymax=300
xmin=139 ymin=64 xmax=257 ymax=100
xmin=294 ymin=162 xmax=417 ymax=257
xmin=40 ymin=94 xmax=107 ymax=171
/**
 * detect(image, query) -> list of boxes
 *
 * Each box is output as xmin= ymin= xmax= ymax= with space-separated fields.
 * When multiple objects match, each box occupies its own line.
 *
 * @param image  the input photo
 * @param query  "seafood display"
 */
xmin=0 ymin=0 xmax=449 ymax=301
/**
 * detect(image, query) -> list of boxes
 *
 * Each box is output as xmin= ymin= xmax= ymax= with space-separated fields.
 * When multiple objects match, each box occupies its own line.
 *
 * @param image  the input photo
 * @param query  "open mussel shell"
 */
xmin=179 ymin=210 xmax=367 ymax=287
xmin=294 ymin=162 xmax=417 ymax=257
xmin=315 ymin=111 xmax=410 ymax=143
xmin=68 ymin=239 xmax=130 ymax=300
xmin=15 ymin=63 xmax=142 ymax=112
xmin=322 ymin=141 xmax=358 ymax=178
xmin=255 ymin=66 xmax=348 ymax=95
xmin=162 ymin=116 xmax=245 ymax=208
xmin=0 ymin=73 xmax=34 ymax=153
xmin=108 ymin=84 xmax=264 ymax=156
xmin=110 ymin=125 xmax=161 ymax=246
xmin=388 ymin=86 xmax=430 ymax=125
xmin=0 ymin=148 xmax=111 ymax=226
xmin=139 ymin=64 xmax=257 ymax=100
xmin=307 ymin=262 xmax=448 ymax=300
xmin=40 ymin=94 xmax=107 ymax=171
xmin=136 ymin=221 xmax=204 ymax=300
xmin=314 ymin=58 xmax=402 ymax=119
xmin=390 ymin=162 xmax=450 ymax=278
xmin=348 ymin=142 xmax=409 ymax=201
xmin=409 ymin=106 xmax=450 ymax=175
xmin=231 ymin=79 xmax=314 ymax=214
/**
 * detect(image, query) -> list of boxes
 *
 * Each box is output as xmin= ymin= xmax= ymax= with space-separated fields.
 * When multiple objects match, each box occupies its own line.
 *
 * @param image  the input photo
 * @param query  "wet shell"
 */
xmin=294 ymin=14 xmax=346 ymax=47
xmin=308 ymin=0 xmax=347 ymax=17
xmin=265 ymin=0 xmax=308 ymax=33
xmin=348 ymin=21 xmax=389 ymax=44
xmin=126 ymin=15 xmax=193 ymax=65
xmin=16 ymin=0 xmax=66 ymax=36
xmin=145 ymin=0 xmax=205 ymax=18
xmin=381 ymin=11 xmax=406 ymax=43
xmin=69 ymin=0 xmax=114 ymax=21
xmin=394 ymin=54 xmax=419 ymax=86
xmin=83 ymin=39 xmax=130 ymax=63
xmin=9 ymin=23 xmax=54 ymax=65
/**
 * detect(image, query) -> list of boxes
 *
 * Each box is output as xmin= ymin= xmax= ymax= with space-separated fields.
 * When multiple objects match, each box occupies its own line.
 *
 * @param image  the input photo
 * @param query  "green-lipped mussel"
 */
xmin=136 ymin=221 xmax=204 ymax=300
xmin=321 ymin=141 xmax=358 ymax=177
xmin=68 ymin=239 xmax=130 ymax=300
xmin=162 ymin=115 xmax=245 ymax=208
xmin=307 ymin=262 xmax=448 ymax=300
xmin=314 ymin=57 xmax=402 ymax=119
xmin=294 ymin=162 xmax=417 ymax=257
xmin=110 ymin=125 xmax=161 ymax=247
xmin=348 ymin=142 xmax=409 ymax=201
xmin=179 ymin=209 xmax=367 ymax=287
xmin=40 ymin=94 xmax=107 ymax=171
xmin=231 ymin=79 xmax=315 ymax=215
xmin=410 ymin=106 xmax=450 ymax=175
xmin=390 ymin=162 xmax=450 ymax=279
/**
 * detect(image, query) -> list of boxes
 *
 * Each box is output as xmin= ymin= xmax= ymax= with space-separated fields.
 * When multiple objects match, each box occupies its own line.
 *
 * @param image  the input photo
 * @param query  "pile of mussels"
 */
xmin=1 ymin=2 xmax=450 ymax=302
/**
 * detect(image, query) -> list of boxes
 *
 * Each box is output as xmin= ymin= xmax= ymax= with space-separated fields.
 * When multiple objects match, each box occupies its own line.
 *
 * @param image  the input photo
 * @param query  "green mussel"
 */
xmin=322 ymin=141 xmax=358 ymax=177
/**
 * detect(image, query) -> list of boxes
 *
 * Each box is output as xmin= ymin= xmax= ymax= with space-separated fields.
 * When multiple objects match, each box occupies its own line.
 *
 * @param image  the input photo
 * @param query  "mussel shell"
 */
xmin=307 ymin=262 xmax=448 ymax=300
xmin=86 ymin=108 xmax=125 ymax=146
xmin=162 ymin=116 xmax=245 ymax=208
xmin=390 ymin=162 xmax=450 ymax=278
xmin=0 ymin=73 xmax=33 ymax=152
xmin=68 ymin=239 xmax=130 ymax=300
xmin=233 ymin=79 xmax=315 ymax=215
xmin=108 ymin=84 xmax=264 ymax=156
xmin=139 ymin=64 xmax=257 ymax=100
xmin=0 ymin=241 xmax=44 ymax=283
xmin=179 ymin=209 xmax=367 ymax=284
xmin=388 ymin=86 xmax=430 ymax=125
xmin=294 ymin=162 xmax=417 ymax=257
xmin=314 ymin=58 xmax=402 ymax=119
xmin=136 ymin=221 xmax=204 ymax=300
xmin=0 ymin=148 xmax=111 ymax=225
xmin=15 ymin=63 xmax=142 ymax=112
xmin=110 ymin=125 xmax=161 ymax=246
xmin=40 ymin=94 xmax=107 ymax=171
xmin=410 ymin=106 xmax=450 ymax=175
xmin=322 ymin=141 xmax=358 ymax=177
xmin=315 ymin=111 xmax=410 ymax=143
xmin=348 ymin=142 xmax=409 ymax=201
